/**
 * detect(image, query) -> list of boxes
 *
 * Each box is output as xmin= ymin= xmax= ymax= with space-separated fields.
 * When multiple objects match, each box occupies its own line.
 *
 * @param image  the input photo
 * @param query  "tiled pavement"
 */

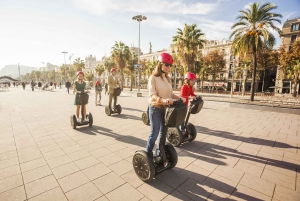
xmin=0 ymin=86 xmax=299 ymax=201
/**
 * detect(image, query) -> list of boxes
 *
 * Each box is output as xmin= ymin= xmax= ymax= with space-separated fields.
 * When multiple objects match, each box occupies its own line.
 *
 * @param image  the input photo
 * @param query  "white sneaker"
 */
xmin=84 ymin=118 xmax=88 ymax=122
xmin=77 ymin=118 xmax=81 ymax=123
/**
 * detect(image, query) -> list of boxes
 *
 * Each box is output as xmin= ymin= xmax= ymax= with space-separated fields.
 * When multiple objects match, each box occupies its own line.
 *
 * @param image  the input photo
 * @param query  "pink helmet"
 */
xmin=158 ymin=53 xmax=173 ymax=64
xmin=185 ymin=72 xmax=196 ymax=80
xmin=77 ymin=71 xmax=84 ymax=76
xmin=111 ymin=68 xmax=116 ymax=73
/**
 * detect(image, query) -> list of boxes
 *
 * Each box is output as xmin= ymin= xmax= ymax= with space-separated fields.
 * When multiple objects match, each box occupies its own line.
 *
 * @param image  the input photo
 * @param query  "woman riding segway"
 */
xmin=70 ymin=71 xmax=93 ymax=129
xmin=133 ymin=53 xmax=187 ymax=182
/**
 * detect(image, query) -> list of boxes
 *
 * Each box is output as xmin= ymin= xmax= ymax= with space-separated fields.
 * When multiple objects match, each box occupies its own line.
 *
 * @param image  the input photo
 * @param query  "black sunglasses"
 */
xmin=163 ymin=63 xmax=172 ymax=67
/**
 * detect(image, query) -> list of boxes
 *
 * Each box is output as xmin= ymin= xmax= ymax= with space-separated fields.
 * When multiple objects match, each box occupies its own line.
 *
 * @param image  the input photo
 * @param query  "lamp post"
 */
xmin=132 ymin=15 xmax=147 ymax=97
xmin=61 ymin=51 xmax=68 ymax=86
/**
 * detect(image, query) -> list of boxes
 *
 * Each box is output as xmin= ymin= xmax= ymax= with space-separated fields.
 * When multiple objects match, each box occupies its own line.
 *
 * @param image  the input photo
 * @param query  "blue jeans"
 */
xmin=146 ymin=106 xmax=166 ymax=157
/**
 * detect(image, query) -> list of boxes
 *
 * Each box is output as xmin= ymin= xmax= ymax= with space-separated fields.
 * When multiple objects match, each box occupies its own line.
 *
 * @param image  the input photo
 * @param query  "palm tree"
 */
xmin=111 ymin=41 xmax=131 ymax=88
xmin=103 ymin=57 xmax=115 ymax=72
xmin=34 ymin=71 xmax=42 ymax=81
xmin=229 ymin=2 xmax=282 ymax=101
xmin=95 ymin=64 xmax=105 ymax=82
xmin=172 ymin=24 xmax=205 ymax=73
xmin=125 ymin=52 xmax=138 ymax=91
xmin=73 ymin=57 xmax=85 ymax=72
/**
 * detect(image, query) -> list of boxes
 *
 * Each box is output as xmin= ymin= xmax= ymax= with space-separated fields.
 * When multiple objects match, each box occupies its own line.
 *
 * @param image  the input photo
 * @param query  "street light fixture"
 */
xmin=132 ymin=15 xmax=147 ymax=97
xmin=61 ymin=51 xmax=68 ymax=86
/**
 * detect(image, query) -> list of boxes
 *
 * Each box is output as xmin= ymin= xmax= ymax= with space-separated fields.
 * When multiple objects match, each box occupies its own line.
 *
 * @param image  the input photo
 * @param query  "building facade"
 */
xmin=276 ymin=17 xmax=300 ymax=94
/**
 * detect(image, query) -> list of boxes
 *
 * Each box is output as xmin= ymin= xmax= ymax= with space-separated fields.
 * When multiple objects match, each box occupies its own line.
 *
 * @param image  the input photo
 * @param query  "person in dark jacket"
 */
xmin=30 ymin=80 xmax=35 ymax=91
xmin=95 ymin=80 xmax=102 ymax=106
xmin=66 ymin=80 xmax=71 ymax=94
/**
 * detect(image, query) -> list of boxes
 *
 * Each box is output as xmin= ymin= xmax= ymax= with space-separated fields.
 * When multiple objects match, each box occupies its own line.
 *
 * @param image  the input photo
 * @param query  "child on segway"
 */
xmin=180 ymin=72 xmax=200 ymax=132
xmin=73 ymin=71 xmax=90 ymax=123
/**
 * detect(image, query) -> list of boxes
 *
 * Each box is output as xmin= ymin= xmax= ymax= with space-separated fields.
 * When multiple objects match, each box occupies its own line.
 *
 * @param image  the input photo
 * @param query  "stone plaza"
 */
xmin=0 ymin=87 xmax=299 ymax=201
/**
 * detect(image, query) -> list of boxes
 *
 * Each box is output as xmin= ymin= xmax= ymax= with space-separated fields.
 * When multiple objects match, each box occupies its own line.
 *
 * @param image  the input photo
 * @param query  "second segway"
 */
xmin=105 ymin=87 xmax=122 ymax=116
xmin=70 ymin=91 xmax=93 ymax=129
xmin=133 ymin=99 xmax=187 ymax=182
xmin=167 ymin=96 xmax=204 ymax=146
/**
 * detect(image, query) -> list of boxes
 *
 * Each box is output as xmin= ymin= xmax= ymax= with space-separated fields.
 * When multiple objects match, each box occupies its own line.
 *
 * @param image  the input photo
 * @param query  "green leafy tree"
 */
xmin=111 ymin=41 xmax=131 ymax=88
xmin=279 ymin=41 xmax=300 ymax=97
xmin=95 ymin=64 xmax=105 ymax=77
xmin=85 ymin=71 xmax=94 ymax=86
xmin=73 ymin=58 xmax=85 ymax=72
xmin=229 ymin=2 xmax=282 ymax=101
xmin=172 ymin=24 xmax=205 ymax=72
xmin=203 ymin=50 xmax=226 ymax=90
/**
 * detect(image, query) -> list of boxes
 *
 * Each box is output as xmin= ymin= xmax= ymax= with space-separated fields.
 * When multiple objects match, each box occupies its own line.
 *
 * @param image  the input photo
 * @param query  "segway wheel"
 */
xmin=166 ymin=128 xmax=183 ymax=147
xmin=165 ymin=144 xmax=178 ymax=169
xmin=105 ymin=106 xmax=111 ymax=116
xmin=132 ymin=150 xmax=155 ymax=182
xmin=142 ymin=112 xmax=150 ymax=125
xmin=187 ymin=123 xmax=197 ymax=141
xmin=88 ymin=113 xmax=93 ymax=126
xmin=116 ymin=104 xmax=122 ymax=114
xmin=71 ymin=115 xmax=77 ymax=129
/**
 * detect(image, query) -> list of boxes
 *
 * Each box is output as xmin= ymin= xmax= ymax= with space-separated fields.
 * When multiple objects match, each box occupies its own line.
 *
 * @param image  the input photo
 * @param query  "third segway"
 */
xmin=105 ymin=87 xmax=122 ymax=116
xmin=133 ymin=99 xmax=187 ymax=182
xmin=167 ymin=96 xmax=204 ymax=147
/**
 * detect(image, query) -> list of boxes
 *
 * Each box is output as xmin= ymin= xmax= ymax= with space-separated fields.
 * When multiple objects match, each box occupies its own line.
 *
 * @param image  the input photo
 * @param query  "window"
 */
xmin=291 ymin=35 xmax=297 ymax=43
xmin=291 ymin=23 xmax=299 ymax=31
xmin=220 ymin=74 xmax=223 ymax=79
xmin=222 ymin=49 xmax=225 ymax=55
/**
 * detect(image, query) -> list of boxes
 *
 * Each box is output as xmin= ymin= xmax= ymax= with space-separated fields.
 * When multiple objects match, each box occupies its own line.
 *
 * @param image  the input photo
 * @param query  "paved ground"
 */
xmin=0 ymin=86 xmax=300 ymax=201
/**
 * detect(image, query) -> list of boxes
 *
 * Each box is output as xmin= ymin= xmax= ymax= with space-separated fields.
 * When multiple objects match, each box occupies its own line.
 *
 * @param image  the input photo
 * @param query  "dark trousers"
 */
xmin=109 ymin=93 xmax=117 ymax=108
xmin=67 ymin=87 xmax=69 ymax=94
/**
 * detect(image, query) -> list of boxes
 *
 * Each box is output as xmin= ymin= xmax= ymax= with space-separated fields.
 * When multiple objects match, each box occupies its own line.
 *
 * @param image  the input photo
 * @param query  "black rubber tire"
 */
xmin=142 ymin=112 xmax=150 ymax=125
xmin=165 ymin=144 xmax=178 ymax=169
xmin=71 ymin=115 xmax=77 ymax=129
xmin=105 ymin=106 xmax=111 ymax=116
xmin=88 ymin=113 xmax=93 ymax=126
xmin=132 ymin=151 xmax=155 ymax=182
xmin=116 ymin=104 xmax=122 ymax=114
xmin=187 ymin=123 xmax=197 ymax=141
xmin=167 ymin=128 xmax=183 ymax=147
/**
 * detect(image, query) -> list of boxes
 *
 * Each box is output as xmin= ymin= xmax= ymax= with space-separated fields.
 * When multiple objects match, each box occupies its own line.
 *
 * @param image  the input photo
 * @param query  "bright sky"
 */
xmin=0 ymin=0 xmax=299 ymax=70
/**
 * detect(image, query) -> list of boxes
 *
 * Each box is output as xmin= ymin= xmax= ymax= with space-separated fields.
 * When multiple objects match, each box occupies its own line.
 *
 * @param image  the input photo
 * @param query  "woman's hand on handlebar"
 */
xmin=164 ymin=98 xmax=174 ymax=105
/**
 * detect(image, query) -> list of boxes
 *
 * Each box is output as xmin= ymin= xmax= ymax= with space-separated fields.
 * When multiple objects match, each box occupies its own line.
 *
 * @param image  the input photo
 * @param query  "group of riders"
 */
xmin=73 ymin=52 xmax=200 ymax=160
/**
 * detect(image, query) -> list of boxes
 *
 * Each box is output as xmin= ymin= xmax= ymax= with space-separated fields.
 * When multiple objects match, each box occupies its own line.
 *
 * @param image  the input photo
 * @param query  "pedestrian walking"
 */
xmin=95 ymin=81 xmax=102 ymax=106
xmin=66 ymin=80 xmax=71 ymax=94
xmin=50 ymin=82 xmax=53 ymax=87
xmin=59 ymin=82 xmax=61 ymax=89
xmin=22 ymin=82 xmax=25 ymax=90
xmin=105 ymin=83 xmax=108 ymax=95
xmin=30 ymin=80 xmax=35 ymax=91
xmin=38 ymin=82 xmax=42 ymax=89
xmin=54 ymin=82 xmax=57 ymax=89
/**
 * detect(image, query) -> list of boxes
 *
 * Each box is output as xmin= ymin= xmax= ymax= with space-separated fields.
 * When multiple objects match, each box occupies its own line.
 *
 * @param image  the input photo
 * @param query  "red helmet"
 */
xmin=111 ymin=68 xmax=116 ymax=73
xmin=96 ymin=81 xmax=100 ymax=85
xmin=77 ymin=71 xmax=84 ymax=76
xmin=158 ymin=53 xmax=173 ymax=64
xmin=185 ymin=72 xmax=196 ymax=80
